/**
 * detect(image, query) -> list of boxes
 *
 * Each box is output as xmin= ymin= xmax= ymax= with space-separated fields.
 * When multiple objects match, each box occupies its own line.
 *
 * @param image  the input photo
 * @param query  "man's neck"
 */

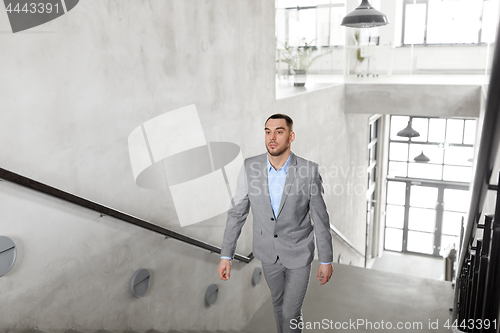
xmin=268 ymin=150 xmax=291 ymax=170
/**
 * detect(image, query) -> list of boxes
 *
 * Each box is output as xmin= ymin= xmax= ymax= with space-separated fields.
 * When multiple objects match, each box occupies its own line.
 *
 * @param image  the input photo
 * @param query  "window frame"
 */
xmin=401 ymin=0 xmax=491 ymax=47
xmin=384 ymin=178 xmax=468 ymax=257
xmin=275 ymin=2 xmax=346 ymax=48
xmin=388 ymin=116 xmax=476 ymax=183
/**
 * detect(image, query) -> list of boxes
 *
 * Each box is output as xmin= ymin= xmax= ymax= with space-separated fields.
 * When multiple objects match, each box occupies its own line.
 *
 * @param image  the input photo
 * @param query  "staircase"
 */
xmin=18 ymin=260 xmax=453 ymax=333
xmin=244 ymin=261 xmax=454 ymax=333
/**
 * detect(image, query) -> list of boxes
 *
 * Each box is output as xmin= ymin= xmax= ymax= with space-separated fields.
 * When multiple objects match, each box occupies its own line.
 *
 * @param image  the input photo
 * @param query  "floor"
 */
xmin=370 ymin=251 xmax=445 ymax=281
xmin=244 ymin=260 xmax=454 ymax=333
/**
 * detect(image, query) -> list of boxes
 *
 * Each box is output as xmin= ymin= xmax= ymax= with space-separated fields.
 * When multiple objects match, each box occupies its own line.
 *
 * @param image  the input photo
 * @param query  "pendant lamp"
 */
xmin=341 ymin=0 xmax=389 ymax=28
xmin=414 ymin=151 xmax=430 ymax=163
xmin=397 ymin=120 xmax=420 ymax=138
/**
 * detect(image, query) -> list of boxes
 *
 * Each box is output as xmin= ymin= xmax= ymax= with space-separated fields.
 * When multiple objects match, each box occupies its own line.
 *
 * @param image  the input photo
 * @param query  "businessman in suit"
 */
xmin=218 ymin=113 xmax=333 ymax=333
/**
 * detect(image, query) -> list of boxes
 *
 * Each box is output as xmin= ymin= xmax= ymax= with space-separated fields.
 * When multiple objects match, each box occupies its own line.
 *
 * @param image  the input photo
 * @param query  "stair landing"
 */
xmin=244 ymin=261 xmax=454 ymax=333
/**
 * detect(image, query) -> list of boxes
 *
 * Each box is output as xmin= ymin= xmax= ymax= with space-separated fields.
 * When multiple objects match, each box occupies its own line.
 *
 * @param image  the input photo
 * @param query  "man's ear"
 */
xmin=289 ymin=131 xmax=295 ymax=143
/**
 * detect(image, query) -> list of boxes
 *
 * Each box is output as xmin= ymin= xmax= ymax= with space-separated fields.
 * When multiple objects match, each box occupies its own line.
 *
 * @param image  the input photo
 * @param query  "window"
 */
xmin=385 ymin=116 xmax=475 ymax=257
xmin=276 ymin=0 xmax=346 ymax=47
xmin=402 ymin=0 xmax=499 ymax=45
xmin=384 ymin=180 xmax=470 ymax=256
xmin=388 ymin=116 xmax=476 ymax=182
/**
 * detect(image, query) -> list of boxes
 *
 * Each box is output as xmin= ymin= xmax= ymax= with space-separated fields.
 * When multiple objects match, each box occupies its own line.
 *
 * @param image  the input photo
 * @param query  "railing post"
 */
xmin=453 ymin=216 xmax=467 ymax=325
xmin=473 ymin=216 xmax=492 ymax=332
xmin=458 ymin=258 xmax=468 ymax=325
xmin=464 ymin=254 xmax=476 ymax=330
xmin=481 ymin=217 xmax=500 ymax=331
xmin=469 ymin=240 xmax=482 ymax=333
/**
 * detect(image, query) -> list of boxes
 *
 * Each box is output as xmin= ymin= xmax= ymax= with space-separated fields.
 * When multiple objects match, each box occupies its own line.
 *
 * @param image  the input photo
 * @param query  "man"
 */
xmin=218 ymin=114 xmax=333 ymax=333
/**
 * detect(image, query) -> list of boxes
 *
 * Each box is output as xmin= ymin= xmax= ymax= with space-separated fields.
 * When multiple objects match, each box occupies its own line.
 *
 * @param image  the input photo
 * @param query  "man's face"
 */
xmin=265 ymin=118 xmax=295 ymax=157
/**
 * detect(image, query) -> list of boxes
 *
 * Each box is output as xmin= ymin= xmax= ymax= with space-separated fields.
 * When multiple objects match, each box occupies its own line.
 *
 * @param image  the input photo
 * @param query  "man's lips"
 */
xmin=269 ymin=143 xmax=278 ymax=148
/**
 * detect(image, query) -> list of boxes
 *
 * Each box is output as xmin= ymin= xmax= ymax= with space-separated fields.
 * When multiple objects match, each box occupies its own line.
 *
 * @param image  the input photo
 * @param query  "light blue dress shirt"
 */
xmin=267 ymin=154 xmax=291 ymax=218
xmin=222 ymin=154 xmax=331 ymax=265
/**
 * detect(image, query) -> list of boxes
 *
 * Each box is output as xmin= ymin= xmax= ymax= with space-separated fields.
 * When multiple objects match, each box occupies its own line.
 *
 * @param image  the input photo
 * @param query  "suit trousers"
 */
xmin=262 ymin=256 xmax=311 ymax=333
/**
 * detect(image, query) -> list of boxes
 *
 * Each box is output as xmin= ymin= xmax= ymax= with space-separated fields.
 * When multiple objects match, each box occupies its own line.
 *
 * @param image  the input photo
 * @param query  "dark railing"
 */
xmin=1 ymin=166 xmax=366 ymax=266
xmin=451 ymin=23 xmax=500 ymax=332
xmin=0 ymin=167 xmax=253 ymax=263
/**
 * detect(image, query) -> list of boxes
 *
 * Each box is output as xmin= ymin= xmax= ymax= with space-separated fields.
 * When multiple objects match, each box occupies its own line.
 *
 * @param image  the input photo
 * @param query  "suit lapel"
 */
xmin=260 ymin=154 xmax=274 ymax=215
xmin=276 ymin=152 xmax=297 ymax=219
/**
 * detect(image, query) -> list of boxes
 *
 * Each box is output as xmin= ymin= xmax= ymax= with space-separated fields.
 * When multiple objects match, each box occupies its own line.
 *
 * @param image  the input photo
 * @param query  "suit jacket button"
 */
xmin=274 ymin=235 xmax=278 ymax=238
xmin=271 ymin=218 xmax=275 ymax=221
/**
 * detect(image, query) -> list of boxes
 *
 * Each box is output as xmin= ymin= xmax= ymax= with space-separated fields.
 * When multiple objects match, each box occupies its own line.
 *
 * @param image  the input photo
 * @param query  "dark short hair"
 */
xmin=265 ymin=114 xmax=293 ymax=132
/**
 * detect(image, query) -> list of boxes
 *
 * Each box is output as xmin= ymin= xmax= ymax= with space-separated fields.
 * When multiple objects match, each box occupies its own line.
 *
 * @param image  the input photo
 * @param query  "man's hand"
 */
xmin=317 ymin=263 xmax=333 ymax=285
xmin=218 ymin=259 xmax=232 ymax=280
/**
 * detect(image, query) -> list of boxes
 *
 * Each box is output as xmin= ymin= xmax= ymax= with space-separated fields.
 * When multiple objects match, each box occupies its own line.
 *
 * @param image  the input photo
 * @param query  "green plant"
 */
xmin=354 ymin=31 xmax=364 ymax=63
xmin=281 ymin=39 xmax=332 ymax=71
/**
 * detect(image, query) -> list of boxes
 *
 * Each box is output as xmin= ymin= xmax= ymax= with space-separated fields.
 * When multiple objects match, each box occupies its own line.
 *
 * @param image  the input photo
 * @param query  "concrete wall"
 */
xmin=0 ymin=179 xmax=268 ymax=332
xmin=0 ymin=0 xmax=369 ymax=330
xmin=344 ymin=84 xmax=481 ymax=117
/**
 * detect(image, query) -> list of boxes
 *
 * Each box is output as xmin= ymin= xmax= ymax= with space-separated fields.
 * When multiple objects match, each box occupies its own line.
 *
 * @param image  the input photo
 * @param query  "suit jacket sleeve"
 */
xmin=220 ymin=160 xmax=251 ymax=258
xmin=309 ymin=162 xmax=334 ymax=264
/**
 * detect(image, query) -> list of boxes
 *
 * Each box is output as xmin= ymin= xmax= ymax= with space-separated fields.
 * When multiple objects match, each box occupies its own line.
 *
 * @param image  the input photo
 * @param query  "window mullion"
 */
xmin=423 ymin=0 xmax=429 ymax=46
xmin=478 ymin=0 xmax=485 ymax=44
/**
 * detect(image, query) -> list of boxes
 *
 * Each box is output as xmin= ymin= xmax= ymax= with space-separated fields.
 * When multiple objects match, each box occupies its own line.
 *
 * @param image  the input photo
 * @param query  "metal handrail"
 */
xmin=0 ymin=166 xmax=365 ymax=264
xmin=453 ymin=22 xmax=500 ymax=322
xmin=0 ymin=167 xmax=253 ymax=263
xmin=329 ymin=223 xmax=365 ymax=257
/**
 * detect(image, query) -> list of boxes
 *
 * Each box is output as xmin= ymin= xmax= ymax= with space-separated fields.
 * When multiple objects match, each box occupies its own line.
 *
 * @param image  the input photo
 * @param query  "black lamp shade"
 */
xmin=414 ymin=151 xmax=430 ymax=163
xmin=397 ymin=121 xmax=420 ymax=138
xmin=341 ymin=0 xmax=389 ymax=28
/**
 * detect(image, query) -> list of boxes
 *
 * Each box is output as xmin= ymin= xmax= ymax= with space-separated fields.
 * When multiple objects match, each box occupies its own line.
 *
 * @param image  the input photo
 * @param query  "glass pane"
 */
xmin=276 ymin=9 xmax=288 ymax=46
xmin=463 ymin=119 xmax=477 ymax=145
xmin=442 ymin=211 xmax=465 ymax=236
xmin=387 ymin=181 xmax=406 ymax=205
xmin=316 ymin=7 xmax=331 ymax=46
xmin=386 ymin=204 xmax=405 ymax=228
xmin=370 ymin=143 xmax=377 ymax=162
xmin=443 ymin=189 xmax=471 ymax=213
xmin=410 ymin=186 xmax=438 ymax=209
xmin=408 ymin=207 xmax=436 ymax=232
xmin=411 ymin=118 xmax=429 ymax=142
xmin=427 ymin=0 xmax=482 ymax=44
xmin=329 ymin=6 xmax=346 ymax=46
xmin=443 ymin=165 xmax=472 ymax=182
xmin=385 ymin=228 xmax=403 ymax=252
xmin=428 ymin=118 xmax=446 ymax=143
xmin=370 ymin=120 xmax=378 ymax=141
xmin=288 ymin=9 xmax=317 ymax=46
xmin=370 ymin=166 xmax=376 ymax=184
xmin=389 ymin=142 xmax=409 ymax=161
xmin=277 ymin=0 xmax=333 ymax=7
xmin=388 ymin=161 xmax=408 ymax=177
xmin=404 ymin=3 xmax=426 ymax=44
xmin=444 ymin=146 xmax=474 ymax=166
xmin=408 ymin=163 xmax=443 ymax=180
xmin=390 ymin=116 xmax=410 ymax=141
xmin=441 ymin=235 xmax=460 ymax=253
xmin=409 ymin=144 xmax=443 ymax=164
xmin=445 ymin=119 xmax=464 ymax=144
xmin=482 ymin=0 xmax=500 ymax=43
xmin=407 ymin=231 xmax=434 ymax=254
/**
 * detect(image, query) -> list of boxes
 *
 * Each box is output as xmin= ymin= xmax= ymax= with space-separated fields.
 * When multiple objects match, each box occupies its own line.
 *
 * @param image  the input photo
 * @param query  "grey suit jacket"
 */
xmin=221 ymin=152 xmax=333 ymax=269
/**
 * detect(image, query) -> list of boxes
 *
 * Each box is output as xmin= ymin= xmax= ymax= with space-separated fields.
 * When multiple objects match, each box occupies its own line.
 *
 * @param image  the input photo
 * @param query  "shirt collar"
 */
xmin=267 ymin=153 xmax=291 ymax=173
